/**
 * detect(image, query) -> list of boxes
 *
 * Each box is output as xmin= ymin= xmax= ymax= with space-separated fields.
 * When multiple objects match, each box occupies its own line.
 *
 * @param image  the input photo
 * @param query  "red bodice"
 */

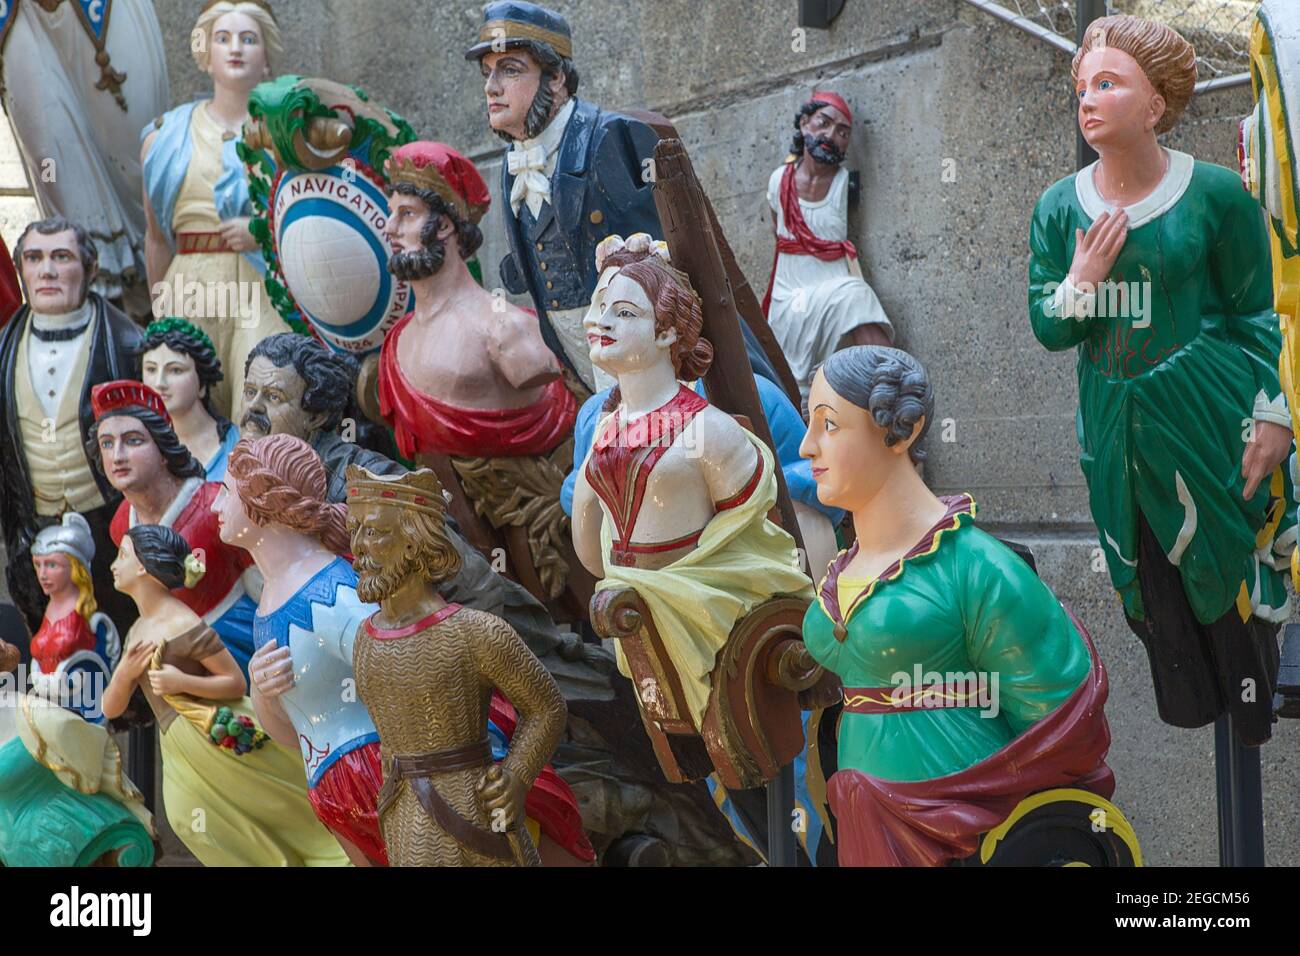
xmin=584 ymin=385 xmax=711 ymax=566
xmin=111 ymin=481 xmax=252 ymax=616
xmin=29 ymin=610 xmax=94 ymax=673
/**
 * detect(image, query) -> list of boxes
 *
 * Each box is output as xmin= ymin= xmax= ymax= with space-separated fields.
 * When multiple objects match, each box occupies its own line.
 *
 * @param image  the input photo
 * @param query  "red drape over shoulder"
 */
xmin=378 ymin=313 xmax=576 ymax=460
xmin=761 ymin=161 xmax=859 ymax=316
xmin=828 ymin=612 xmax=1115 ymax=867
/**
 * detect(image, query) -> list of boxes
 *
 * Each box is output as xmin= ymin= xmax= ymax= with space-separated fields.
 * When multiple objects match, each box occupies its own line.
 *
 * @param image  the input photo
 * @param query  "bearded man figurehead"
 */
xmin=344 ymin=464 xmax=461 ymax=604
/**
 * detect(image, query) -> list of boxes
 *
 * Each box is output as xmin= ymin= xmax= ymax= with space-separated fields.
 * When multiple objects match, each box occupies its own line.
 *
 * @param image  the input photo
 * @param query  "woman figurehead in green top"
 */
xmin=800 ymin=347 xmax=1115 ymax=866
xmin=1030 ymin=16 xmax=1294 ymax=746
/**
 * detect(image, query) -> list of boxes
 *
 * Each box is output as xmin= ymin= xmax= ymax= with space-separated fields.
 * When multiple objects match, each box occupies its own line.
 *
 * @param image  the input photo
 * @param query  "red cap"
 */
xmin=91 ymin=380 xmax=171 ymax=425
xmin=384 ymin=142 xmax=491 ymax=225
xmin=810 ymin=90 xmax=853 ymax=125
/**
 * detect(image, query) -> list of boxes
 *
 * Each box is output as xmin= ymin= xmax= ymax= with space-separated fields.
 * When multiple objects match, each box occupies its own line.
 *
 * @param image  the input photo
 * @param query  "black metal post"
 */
xmin=1076 ymin=0 xmax=1108 ymax=168
xmin=1214 ymin=714 xmax=1266 ymax=865
xmin=126 ymin=724 xmax=157 ymax=815
xmin=766 ymin=763 xmax=797 ymax=866
xmin=1213 ymin=715 xmax=1236 ymax=864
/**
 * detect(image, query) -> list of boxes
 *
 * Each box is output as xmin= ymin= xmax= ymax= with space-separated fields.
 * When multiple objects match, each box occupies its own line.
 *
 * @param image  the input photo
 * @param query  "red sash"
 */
xmin=828 ymin=613 xmax=1115 ymax=867
xmin=378 ymin=313 xmax=577 ymax=460
xmin=761 ymin=162 xmax=859 ymax=316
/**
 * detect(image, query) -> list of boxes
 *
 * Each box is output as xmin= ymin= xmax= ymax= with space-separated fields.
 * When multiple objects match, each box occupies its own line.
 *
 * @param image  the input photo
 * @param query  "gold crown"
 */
xmin=344 ymin=464 xmax=448 ymax=520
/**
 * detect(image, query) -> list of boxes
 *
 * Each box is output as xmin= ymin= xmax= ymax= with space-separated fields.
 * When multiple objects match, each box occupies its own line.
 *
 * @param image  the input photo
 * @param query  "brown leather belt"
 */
xmin=176 ymin=231 xmax=234 ymax=254
xmin=375 ymin=739 xmax=514 ymax=861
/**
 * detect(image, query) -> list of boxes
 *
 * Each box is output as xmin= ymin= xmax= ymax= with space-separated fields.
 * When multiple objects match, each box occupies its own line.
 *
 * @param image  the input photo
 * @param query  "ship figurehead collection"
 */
xmin=2 ymin=1 xmax=1297 ymax=873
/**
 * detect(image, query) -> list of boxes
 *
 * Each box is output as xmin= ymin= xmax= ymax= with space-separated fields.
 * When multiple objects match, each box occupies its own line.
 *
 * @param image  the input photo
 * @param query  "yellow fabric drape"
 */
xmin=597 ymin=433 xmax=813 ymax=727
xmin=17 ymin=694 xmax=154 ymax=836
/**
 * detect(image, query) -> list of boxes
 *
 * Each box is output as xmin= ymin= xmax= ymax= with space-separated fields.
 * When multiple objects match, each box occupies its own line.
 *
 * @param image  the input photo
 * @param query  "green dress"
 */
xmin=1028 ymin=150 xmax=1295 ymax=626
xmin=802 ymin=496 xmax=1091 ymax=782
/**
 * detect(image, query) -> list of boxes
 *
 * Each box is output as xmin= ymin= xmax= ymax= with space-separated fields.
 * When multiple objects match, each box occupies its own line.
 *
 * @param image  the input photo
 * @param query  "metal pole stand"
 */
xmin=1213 ymin=714 xmax=1265 ymax=866
xmin=766 ymin=763 xmax=798 ymax=866
xmin=125 ymin=723 xmax=157 ymax=815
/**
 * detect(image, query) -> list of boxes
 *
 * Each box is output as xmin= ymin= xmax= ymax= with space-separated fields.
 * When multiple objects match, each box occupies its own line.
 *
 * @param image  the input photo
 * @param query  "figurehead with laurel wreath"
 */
xmin=141 ymin=316 xmax=239 ymax=480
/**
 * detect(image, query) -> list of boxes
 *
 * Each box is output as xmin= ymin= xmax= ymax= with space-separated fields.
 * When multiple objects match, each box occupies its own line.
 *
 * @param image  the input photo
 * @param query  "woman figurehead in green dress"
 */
xmin=1030 ymin=16 xmax=1295 ymax=745
xmin=799 ymin=347 xmax=1116 ymax=866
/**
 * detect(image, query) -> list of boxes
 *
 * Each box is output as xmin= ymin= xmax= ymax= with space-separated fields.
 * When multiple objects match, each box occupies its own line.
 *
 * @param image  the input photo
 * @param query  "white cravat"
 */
xmin=508 ymin=98 xmax=576 ymax=219
xmin=28 ymin=301 xmax=94 ymax=421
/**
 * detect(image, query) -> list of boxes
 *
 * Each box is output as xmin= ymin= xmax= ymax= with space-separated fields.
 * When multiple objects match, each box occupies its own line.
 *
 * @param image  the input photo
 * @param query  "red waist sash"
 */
xmin=378 ymin=313 xmax=577 ymax=460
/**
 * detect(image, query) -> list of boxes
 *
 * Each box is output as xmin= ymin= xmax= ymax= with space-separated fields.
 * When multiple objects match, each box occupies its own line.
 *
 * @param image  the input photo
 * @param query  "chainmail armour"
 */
xmin=353 ymin=606 xmax=566 ymax=866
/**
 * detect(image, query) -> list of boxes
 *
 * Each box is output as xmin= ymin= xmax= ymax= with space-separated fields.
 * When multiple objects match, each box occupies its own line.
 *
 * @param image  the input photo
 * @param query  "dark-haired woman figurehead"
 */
xmin=799 ymin=346 xmax=1116 ymax=867
xmin=90 ymin=380 xmax=259 ymax=683
xmin=102 ymin=523 xmax=348 ymax=867
xmin=141 ymin=317 xmax=238 ymax=480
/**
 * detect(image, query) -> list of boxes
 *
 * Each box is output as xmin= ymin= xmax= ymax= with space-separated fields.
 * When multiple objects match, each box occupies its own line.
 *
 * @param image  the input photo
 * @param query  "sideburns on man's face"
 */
xmin=482 ymin=49 xmax=563 ymax=141
xmin=482 ymin=50 xmax=543 ymax=141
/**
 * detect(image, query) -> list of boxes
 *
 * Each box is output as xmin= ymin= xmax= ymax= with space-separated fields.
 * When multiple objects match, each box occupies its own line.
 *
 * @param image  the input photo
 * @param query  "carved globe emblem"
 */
xmin=270 ymin=167 xmax=411 ymax=354
xmin=242 ymin=76 xmax=419 ymax=356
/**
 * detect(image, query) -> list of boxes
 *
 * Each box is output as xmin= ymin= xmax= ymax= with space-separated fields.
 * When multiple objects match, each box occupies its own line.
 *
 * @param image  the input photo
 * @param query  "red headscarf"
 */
xmin=810 ymin=90 xmax=852 ymax=125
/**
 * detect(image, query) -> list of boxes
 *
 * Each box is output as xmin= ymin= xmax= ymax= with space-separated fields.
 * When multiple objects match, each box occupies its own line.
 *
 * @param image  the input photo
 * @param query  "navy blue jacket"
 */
xmin=499 ymin=97 xmax=780 ymax=388
xmin=499 ymin=99 xmax=661 ymax=377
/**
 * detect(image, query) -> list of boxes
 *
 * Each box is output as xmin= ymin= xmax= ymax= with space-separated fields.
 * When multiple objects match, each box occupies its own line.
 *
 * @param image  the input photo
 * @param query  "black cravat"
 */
xmin=29 ymin=322 xmax=89 ymax=342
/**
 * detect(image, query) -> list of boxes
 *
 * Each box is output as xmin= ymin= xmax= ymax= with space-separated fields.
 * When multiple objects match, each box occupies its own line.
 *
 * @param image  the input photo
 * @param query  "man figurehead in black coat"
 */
xmin=0 ymin=216 xmax=142 ymax=636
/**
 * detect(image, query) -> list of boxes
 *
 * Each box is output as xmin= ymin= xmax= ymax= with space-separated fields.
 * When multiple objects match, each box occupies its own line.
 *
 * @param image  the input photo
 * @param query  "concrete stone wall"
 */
xmin=42 ymin=0 xmax=1300 ymax=864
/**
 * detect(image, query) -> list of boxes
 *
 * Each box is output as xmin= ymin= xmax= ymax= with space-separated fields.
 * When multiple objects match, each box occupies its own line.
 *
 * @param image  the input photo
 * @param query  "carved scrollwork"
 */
xmin=589 ymin=587 xmax=645 ymax=641
xmin=770 ymin=639 xmax=824 ymax=692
